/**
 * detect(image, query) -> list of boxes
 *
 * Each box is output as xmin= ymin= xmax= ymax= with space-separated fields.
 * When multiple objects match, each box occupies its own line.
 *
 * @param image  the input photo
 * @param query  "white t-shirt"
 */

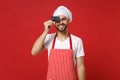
xmin=44 ymin=33 xmax=85 ymax=64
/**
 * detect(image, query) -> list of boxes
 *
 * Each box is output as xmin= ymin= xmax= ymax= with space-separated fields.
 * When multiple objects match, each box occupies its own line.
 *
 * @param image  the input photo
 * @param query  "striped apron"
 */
xmin=47 ymin=34 xmax=77 ymax=80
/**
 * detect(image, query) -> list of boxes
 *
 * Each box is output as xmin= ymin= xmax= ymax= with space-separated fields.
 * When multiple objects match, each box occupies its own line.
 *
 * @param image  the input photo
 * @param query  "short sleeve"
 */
xmin=44 ymin=33 xmax=55 ymax=49
xmin=44 ymin=34 xmax=51 ymax=49
xmin=75 ymin=38 xmax=85 ymax=58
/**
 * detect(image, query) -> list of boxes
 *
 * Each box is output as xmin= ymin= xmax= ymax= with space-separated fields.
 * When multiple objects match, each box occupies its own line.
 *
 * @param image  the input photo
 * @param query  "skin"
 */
xmin=31 ymin=15 xmax=86 ymax=80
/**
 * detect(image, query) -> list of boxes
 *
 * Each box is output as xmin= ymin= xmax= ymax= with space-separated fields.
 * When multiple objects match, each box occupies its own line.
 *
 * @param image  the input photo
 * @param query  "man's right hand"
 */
xmin=32 ymin=20 xmax=54 ymax=56
xmin=44 ymin=20 xmax=54 ymax=31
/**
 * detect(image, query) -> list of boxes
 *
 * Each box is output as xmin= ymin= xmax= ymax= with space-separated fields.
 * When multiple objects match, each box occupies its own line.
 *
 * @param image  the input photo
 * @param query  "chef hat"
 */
xmin=53 ymin=6 xmax=72 ymax=22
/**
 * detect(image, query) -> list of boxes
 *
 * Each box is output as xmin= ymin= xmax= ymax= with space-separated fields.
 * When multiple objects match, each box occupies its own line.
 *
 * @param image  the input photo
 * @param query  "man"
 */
xmin=31 ymin=6 xmax=86 ymax=80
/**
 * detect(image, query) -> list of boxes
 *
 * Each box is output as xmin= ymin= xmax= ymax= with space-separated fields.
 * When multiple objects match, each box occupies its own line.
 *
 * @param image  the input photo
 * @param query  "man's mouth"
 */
xmin=59 ymin=24 xmax=65 ymax=28
xmin=59 ymin=25 xmax=64 ymax=28
xmin=56 ymin=24 xmax=67 ymax=32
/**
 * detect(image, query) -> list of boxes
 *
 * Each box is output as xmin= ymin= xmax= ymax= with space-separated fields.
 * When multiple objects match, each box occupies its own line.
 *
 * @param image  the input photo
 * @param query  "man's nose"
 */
xmin=59 ymin=19 xmax=63 ymax=24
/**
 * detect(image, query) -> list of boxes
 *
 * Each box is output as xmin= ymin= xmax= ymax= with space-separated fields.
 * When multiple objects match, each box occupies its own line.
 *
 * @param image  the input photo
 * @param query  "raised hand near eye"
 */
xmin=44 ymin=20 xmax=54 ymax=32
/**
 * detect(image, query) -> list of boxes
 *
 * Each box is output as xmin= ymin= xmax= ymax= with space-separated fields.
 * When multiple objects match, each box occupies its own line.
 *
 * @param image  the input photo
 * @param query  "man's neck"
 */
xmin=56 ymin=30 xmax=69 ymax=41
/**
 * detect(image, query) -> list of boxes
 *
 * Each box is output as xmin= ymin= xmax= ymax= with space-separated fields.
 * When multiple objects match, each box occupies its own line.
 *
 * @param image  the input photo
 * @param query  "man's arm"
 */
xmin=31 ymin=20 xmax=53 ymax=56
xmin=31 ymin=30 xmax=48 ymax=56
xmin=77 ymin=56 xmax=86 ymax=80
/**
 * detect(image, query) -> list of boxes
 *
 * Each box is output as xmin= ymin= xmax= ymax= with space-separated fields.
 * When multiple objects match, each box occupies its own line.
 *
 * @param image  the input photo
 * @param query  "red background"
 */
xmin=0 ymin=0 xmax=120 ymax=80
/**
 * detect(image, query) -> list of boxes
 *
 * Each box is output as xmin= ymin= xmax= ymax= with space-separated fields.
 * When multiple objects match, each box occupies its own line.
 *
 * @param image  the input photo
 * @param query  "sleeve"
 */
xmin=75 ymin=38 xmax=85 ymax=58
xmin=44 ymin=34 xmax=50 ymax=49
xmin=44 ymin=33 xmax=55 ymax=49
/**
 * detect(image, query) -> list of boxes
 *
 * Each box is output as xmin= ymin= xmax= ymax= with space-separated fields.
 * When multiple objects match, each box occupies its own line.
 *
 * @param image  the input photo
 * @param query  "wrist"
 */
xmin=44 ymin=29 xmax=49 ymax=33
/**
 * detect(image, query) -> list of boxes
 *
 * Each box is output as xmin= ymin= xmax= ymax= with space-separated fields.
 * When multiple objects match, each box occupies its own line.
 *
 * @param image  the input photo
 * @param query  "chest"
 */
xmin=54 ymin=38 xmax=70 ymax=49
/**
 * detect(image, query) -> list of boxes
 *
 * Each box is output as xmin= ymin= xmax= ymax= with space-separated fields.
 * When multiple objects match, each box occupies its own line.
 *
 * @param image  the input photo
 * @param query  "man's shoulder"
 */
xmin=71 ymin=34 xmax=82 ymax=41
xmin=45 ymin=33 xmax=56 ymax=43
xmin=47 ymin=33 xmax=56 ymax=37
xmin=70 ymin=34 xmax=83 ymax=45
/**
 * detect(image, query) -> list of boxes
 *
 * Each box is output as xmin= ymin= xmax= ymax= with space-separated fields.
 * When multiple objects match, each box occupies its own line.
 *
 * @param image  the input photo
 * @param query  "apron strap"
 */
xmin=52 ymin=33 xmax=73 ymax=49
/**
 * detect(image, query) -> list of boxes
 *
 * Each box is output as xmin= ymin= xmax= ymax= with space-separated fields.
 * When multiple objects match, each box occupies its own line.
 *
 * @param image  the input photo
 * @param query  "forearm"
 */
xmin=31 ymin=30 xmax=48 ymax=56
xmin=77 ymin=65 xmax=86 ymax=80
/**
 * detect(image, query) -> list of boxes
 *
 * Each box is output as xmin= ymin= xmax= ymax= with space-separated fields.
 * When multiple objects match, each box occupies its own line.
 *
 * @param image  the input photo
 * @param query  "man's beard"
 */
xmin=56 ymin=24 xmax=68 ymax=32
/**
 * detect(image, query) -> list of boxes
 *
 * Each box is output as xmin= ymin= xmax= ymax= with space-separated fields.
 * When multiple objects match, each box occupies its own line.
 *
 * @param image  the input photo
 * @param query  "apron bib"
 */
xmin=47 ymin=34 xmax=77 ymax=80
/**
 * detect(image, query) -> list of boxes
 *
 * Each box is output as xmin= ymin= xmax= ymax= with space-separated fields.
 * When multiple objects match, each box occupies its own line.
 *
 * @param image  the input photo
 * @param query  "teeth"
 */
xmin=60 ymin=25 xmax=64 ymax=28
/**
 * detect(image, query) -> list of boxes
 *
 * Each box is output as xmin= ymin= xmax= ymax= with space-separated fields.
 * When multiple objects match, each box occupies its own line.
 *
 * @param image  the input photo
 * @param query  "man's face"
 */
xmin=55 ymin=15 xmax=69 ymax=32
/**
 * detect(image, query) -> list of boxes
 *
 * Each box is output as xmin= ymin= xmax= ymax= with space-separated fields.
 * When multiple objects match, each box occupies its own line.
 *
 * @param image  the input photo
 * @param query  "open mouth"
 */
xmin=59 ymin=24 xmax=65 ymax=27
xmin=59 ymin=25 xmax=64 ymax=28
